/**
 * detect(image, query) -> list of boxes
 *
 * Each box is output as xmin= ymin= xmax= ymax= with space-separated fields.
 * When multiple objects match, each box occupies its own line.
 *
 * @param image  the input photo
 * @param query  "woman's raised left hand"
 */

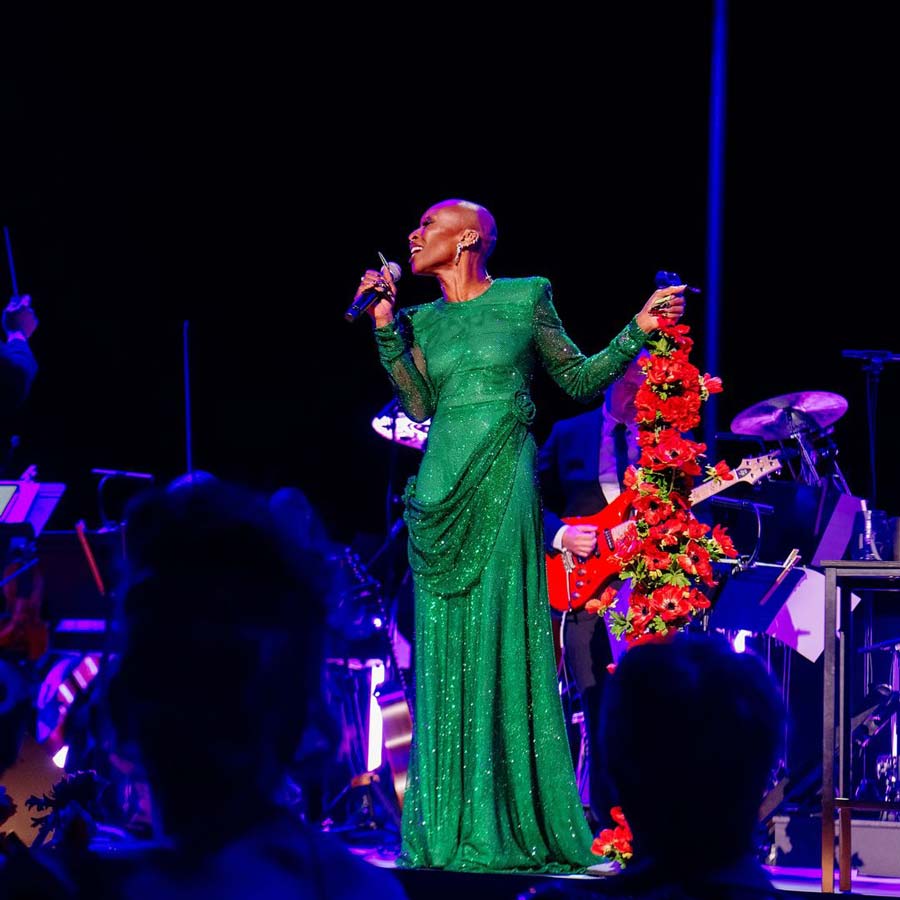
xmin=635 ymin=285 xmax=686 ymax=333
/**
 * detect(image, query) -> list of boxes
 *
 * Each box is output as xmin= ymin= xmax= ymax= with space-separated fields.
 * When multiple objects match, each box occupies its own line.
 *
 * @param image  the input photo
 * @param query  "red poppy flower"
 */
xmin=677 ymin=539 xmax=711 ymax=573
xmin=701 ymin=373 xmax=724 ymax=394
xmin=585 ymin=584 xmax=620 ymax=616
xmin=631 ymin=492 xmax=674 ymax=525
xmin=611 ymin=525 xmax=643 ymax=564
xmin=641 ymin=540 xmax=672 ymax=572
xmin=658 ymin=395 xmax=702 ymax=432
xmin=710 ymin=460 xmax=734 ymax=480
xmin=650 ymin=584 xmax=694 ymax=621
xmin=627 ymin=597 xmax=656 ymax=636
xmin=685 ymin=517 xmax=711 ymax=540
xmin=592 ymin=813 xmax=633 ymax=864
xmin=686 ymin=586 xmax=712 ymax=610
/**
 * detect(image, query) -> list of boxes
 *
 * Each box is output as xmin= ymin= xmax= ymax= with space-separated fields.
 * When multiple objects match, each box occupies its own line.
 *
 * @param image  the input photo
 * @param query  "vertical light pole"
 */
xmin=704 ymin=0 xmax=729 ymax=458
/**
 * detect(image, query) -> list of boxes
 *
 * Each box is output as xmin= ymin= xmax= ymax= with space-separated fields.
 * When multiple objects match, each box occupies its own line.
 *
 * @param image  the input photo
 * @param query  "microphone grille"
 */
xmin=654 ymin=270 xmax=681 ymax=288
xmin=386 ymin=261 xmax=402 ymax=281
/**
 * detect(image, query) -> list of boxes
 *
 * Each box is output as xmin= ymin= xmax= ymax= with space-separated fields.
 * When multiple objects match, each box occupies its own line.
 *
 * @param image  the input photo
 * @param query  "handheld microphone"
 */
xmin=344 ymin=255 xmax=402 ymax=323
xmin=654 ymin=270 xmax=701 ymax=293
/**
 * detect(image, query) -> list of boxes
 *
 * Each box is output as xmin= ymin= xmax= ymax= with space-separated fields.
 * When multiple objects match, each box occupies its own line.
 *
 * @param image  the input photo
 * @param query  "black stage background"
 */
xmin=0 ymin=6 xmax=894 ymax=550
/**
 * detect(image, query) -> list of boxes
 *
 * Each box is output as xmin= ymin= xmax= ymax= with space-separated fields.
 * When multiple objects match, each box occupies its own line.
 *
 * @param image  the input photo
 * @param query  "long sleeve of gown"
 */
xmin=532 ymin=278 xmax=646 ymax=404
xmin=374 ymin=314 xmax=436 ymax=423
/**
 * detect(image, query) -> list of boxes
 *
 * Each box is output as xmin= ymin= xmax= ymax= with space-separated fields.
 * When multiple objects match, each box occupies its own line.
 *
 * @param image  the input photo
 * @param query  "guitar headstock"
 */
xmin=732 ymin=453 xmax=782 ymax=485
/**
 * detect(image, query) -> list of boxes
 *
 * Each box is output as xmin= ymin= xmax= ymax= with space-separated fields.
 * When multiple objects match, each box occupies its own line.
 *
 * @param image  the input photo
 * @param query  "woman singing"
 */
xmin=353 ymin=198 xmax=684 ymax=873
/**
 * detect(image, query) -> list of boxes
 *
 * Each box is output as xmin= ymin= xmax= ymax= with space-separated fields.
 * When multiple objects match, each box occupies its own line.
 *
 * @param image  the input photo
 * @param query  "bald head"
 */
xmin=433 ymin=198 xmax=497 ymax=259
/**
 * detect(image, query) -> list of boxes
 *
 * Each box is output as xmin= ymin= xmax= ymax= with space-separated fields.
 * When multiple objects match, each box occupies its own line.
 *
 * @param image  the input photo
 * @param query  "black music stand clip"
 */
xmin=710 ymin=560 xmax=807 ymax=635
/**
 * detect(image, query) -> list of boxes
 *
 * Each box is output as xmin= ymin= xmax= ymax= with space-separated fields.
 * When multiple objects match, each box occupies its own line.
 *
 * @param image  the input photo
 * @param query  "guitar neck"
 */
xmin=690 ymin=478 xmax=735 ymax=505
xmin=690 ymin=458 xmax=778 ymax=506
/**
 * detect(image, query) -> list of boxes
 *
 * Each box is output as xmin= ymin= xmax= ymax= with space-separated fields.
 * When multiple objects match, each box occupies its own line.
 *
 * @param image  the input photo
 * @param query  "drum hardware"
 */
xmin=329 ymin=580 xmax=387 ymax=645
xmin=731 ymin=391 xmax=849 ymax=442
xmin=850 ymin=684 xmax=900 ymax=749
xmin=369 ymin=398 xmax=420 ymax=621
xmin=856 ymin=500 xmax=884 ymax=562
xmin=876 ymin=755 xmax=900 ymax=804
xmin=327 ymin=548 xmax=389 ymax=646
xmin=365 ymin=517 xmax=406 ymax=571
xmin=730 ymin=391 xmax=849 ymax=489
xmin=370 ymin=398 xmax=430 ymax=452
xmin=857 ymin=635 xmax=900 ymax=797
xmin=320 ymin=657 xmax=399 ymax=838
xmin=319 ymin=548 xmax=410 ymax=838
xmin=90 ymin=469 xmax=154 ymax=532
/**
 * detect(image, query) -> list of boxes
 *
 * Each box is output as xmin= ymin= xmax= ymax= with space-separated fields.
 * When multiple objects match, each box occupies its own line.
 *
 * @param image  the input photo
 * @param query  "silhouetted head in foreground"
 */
xmin=110 ymin=479 xmax=329 ymax=851
xmin=599 ymin=631 xmax=785 ymax=872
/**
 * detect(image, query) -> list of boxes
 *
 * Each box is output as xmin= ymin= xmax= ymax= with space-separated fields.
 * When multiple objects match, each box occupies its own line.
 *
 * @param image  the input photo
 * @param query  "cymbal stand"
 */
xmin=788 ymin=422 xmax=822 ymax=487
xmin=842 ymin=350 xmax=900 ymax=560
xmin=819 ymin=432 xmax=853 ymax=495
xmin=319 ymin=658 xmax=385 ymax=835
xmin=841 ymin=349 xmax=900 ymax=508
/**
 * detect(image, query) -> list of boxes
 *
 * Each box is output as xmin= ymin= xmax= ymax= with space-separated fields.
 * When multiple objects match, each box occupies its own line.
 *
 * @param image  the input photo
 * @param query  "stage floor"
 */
xmin=767 ymin=866 xmax=900 ymax=896
xmin=353 ymin=846 xmax=900 ymax=898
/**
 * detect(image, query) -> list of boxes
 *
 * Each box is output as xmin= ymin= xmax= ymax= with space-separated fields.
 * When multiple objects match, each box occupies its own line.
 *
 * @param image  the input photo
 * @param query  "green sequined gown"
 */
xmin=374 ymin=277 xmax=647 ymax=873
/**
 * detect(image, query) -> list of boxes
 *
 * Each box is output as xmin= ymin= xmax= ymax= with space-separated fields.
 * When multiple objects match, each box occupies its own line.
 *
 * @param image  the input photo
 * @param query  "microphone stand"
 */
xmin=842 ymin=349 xmax=900 ymax=507
xmin=184 ymin=320 xmax=193 ymax=477
xmin=3 ymin=225 xmax=20 ymax=300
xmin=842 ymin=349 xmax=900 ymax=560
xmin=709 ymin=497 xmax=775 ymax=571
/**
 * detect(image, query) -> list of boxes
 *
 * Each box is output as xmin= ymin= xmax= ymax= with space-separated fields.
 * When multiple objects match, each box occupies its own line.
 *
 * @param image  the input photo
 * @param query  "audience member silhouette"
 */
xmin=103 ymin=478 xmax=408 ymax=898
xmin=596 ymin=631 xmax=786 ymax=899
xmin=268 ymin=485 xmax=335 ymax=555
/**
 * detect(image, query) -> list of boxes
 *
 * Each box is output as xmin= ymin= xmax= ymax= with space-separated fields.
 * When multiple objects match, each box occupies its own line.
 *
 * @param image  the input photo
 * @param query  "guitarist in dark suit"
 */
xmin=537 ymin=351 xmax=646 ymax=834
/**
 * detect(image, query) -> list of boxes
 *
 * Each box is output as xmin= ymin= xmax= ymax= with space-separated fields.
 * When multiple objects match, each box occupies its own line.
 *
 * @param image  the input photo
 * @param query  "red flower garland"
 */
xmin=587 ymin=320 xmax=739 ymax=865
xmin=585 ymin=320 xmax=738 ymax=644
xmin=591 ymin=805 xmax=633 ymax=869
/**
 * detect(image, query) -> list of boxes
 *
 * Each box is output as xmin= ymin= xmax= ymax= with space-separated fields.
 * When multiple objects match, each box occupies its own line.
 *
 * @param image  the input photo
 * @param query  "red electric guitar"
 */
xmin=545 ymin=453 xmax=782 ymax=613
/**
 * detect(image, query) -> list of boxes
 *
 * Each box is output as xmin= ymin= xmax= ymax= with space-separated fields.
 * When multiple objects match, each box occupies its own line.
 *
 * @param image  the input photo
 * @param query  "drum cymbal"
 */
xmin=371 ymin=400 xmax=430 ymax=451
xmin=730 ymin=391 xmax=848 ymax=441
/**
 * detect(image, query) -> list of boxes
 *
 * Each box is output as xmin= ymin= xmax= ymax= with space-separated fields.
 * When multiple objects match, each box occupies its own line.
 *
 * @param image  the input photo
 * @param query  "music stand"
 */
xmin=0 ymin=480 xmax=66 ymax=540
xmin=707 ymin=479 xmax=860 ymax=568
xmin=710 ymin=562 xmax=807 ymax=637
xmin=0 ymin=480 xmax=67 ymax=597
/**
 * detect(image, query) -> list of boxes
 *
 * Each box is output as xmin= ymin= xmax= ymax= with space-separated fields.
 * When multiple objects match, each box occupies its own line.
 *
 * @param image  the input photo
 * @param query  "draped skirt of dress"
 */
xmin=398 ymin=399 xmax=596 ymax=873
